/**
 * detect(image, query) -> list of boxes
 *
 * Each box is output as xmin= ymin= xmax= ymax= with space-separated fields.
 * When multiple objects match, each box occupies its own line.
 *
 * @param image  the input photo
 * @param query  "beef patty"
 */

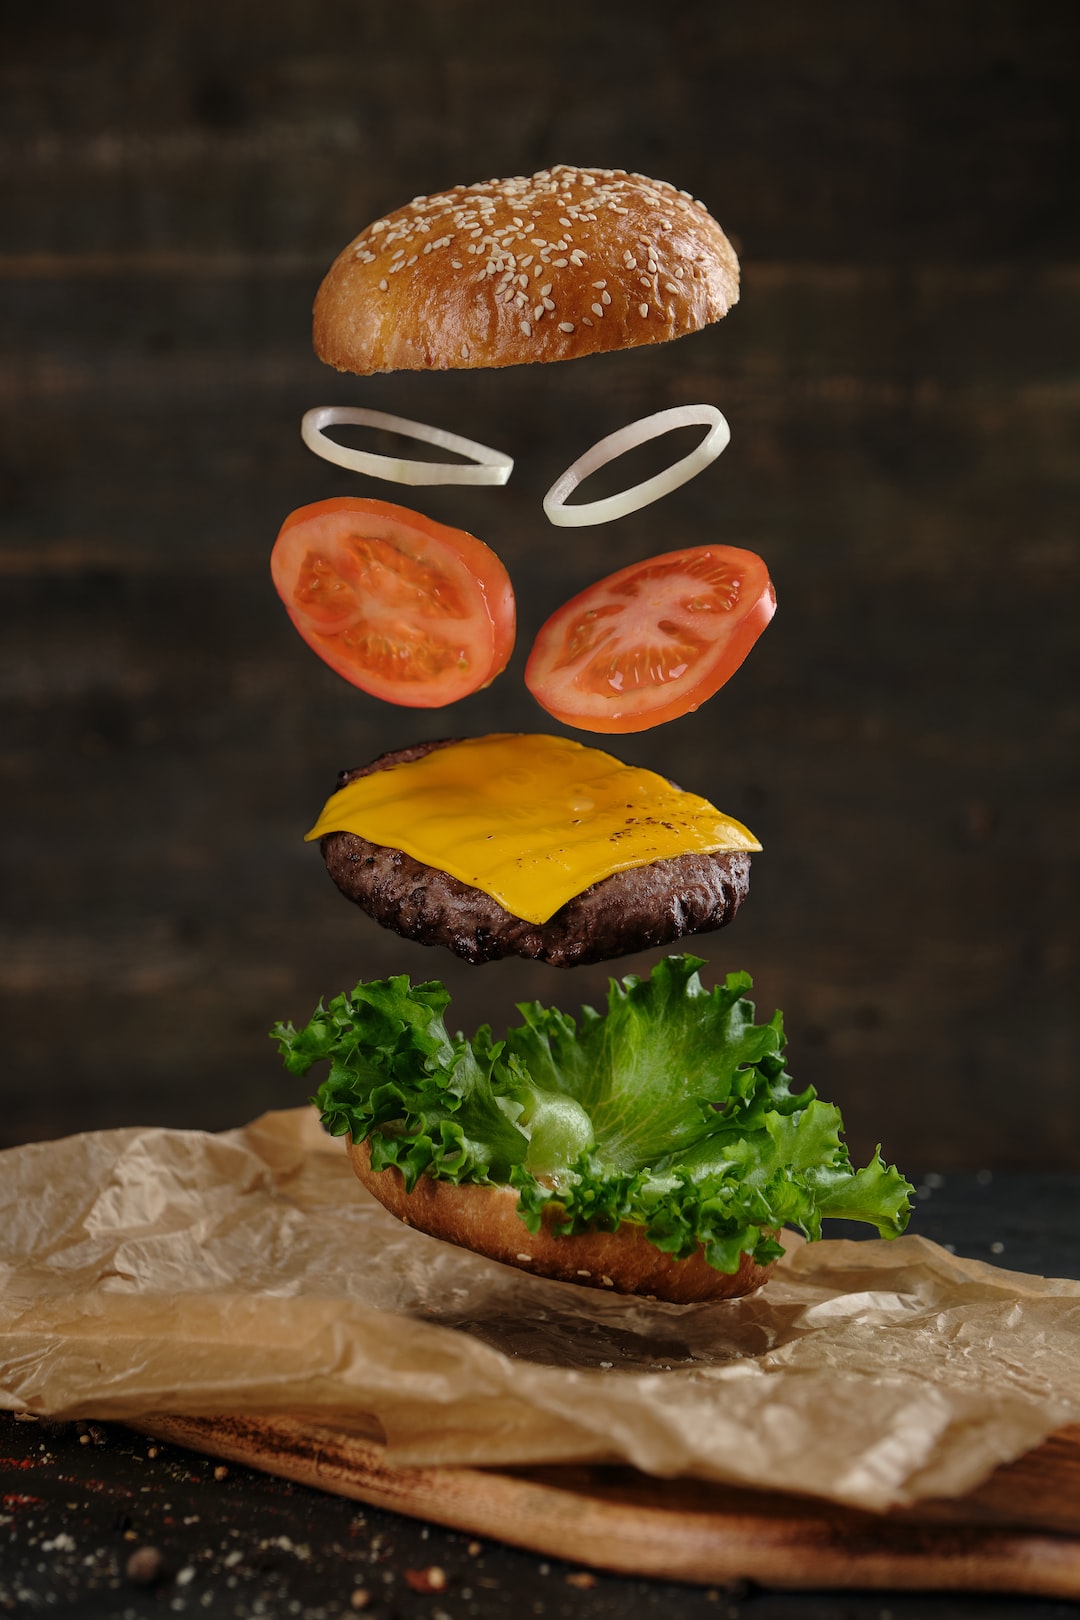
xmin=318 ymin=740 xmax=752 ymax=968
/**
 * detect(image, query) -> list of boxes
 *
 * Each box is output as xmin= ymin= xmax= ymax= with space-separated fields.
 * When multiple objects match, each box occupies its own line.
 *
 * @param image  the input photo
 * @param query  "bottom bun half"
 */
xmin=347 ymin=1137 xmax=778 ymax=1304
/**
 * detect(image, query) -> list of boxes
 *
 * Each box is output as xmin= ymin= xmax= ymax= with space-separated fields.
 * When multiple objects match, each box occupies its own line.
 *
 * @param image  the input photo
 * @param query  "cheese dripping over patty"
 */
xmin=305 ymin=733 xmax=760 ymax=925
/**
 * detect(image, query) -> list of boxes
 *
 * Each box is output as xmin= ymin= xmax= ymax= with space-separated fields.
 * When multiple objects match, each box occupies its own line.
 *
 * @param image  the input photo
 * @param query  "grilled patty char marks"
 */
xmin=318 ymin=740 xmax=752 ymax=968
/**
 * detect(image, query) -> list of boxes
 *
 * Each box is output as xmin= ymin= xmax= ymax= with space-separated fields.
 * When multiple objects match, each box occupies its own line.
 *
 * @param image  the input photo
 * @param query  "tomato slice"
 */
xmin=270 ymin=497 xmax=516 ymax=707
xmin=525 ymin=545 xmax=775 ymax=733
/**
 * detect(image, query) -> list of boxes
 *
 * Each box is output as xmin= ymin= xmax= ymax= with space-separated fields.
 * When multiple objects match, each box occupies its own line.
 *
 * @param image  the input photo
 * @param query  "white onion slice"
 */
xmin=301 ymin=406 xmax=514 ymax=487
xmin=543 ymin=404 xmax=730 ymax=527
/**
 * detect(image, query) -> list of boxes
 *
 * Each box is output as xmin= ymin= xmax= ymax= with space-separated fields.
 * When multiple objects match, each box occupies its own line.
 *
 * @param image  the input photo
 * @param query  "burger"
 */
xmin=271 ymin=166 xmax=913 ymax=1302
xmin=306 ymin=733 xmax=757 ymax=968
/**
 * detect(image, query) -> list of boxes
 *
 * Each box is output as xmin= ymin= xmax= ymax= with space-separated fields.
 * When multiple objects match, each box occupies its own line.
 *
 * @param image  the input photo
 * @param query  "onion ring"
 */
xmin=301 ymin=406 xmax=514 ymax=487
xmin=543 ymin=404 xmax=730 ymax=527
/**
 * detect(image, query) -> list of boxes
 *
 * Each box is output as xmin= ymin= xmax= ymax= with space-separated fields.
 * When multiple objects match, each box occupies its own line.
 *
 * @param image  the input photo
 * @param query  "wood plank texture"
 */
xmin=1 ymin=1 xmax=1077 ymax=1166
xmin=132 ymin=1415 xmax=1080 ymax=1597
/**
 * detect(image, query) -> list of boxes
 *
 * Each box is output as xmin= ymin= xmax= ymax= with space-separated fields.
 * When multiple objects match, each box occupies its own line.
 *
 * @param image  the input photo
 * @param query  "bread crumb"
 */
xmin=406 ymin=1566 xmax=447 ymax=1592
xmin=125 ymin=1546 xmax=164 ymax=1585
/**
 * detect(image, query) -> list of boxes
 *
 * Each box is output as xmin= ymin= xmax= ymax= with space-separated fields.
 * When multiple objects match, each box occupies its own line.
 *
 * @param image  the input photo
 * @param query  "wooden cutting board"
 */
xmin=133 ymin=1415 xmax=1080 ymax=1599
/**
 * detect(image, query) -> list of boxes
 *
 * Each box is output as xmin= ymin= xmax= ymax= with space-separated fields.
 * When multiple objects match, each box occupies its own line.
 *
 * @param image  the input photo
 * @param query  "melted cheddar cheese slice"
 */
xmin=305 ymin=733 xmax=760 ymax=925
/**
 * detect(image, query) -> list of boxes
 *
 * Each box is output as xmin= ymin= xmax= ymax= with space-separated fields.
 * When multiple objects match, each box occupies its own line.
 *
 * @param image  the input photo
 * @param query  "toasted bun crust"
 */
xmin=314 ymin=166 xmax=739 ymax=375
xmin=347 ymin=1138 xmax=776 ymax=1304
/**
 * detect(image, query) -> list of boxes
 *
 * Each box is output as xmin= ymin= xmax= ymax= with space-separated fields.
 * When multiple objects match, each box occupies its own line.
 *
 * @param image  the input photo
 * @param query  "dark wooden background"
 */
xmin=2 ymin=0 xmax=1077 ymax=1172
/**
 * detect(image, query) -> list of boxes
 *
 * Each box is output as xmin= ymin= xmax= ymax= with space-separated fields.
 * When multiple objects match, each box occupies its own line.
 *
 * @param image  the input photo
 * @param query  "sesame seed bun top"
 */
xmin=313 ymin=165 xmax=740 ymax=375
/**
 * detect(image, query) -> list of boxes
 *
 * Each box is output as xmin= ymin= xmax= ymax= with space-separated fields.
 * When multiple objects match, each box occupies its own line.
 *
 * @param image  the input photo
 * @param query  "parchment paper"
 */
xmin=2 ymin=1107 xmax=1078 ymax=1511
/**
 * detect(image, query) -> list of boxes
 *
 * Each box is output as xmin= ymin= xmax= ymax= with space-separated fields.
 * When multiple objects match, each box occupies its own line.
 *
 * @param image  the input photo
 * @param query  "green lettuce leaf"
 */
xmin=271 ymin=955 xmax=912 ymax=1273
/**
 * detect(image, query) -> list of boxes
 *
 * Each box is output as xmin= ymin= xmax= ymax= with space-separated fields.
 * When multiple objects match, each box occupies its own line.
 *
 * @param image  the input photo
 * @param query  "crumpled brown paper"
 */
xmin=2 ymin=1107 xmax=1078 ymax=1512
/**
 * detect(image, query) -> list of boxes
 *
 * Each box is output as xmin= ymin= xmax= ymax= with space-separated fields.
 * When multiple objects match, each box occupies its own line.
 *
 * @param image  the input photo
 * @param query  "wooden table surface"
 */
xmin=2 ymin=1172 xmax=1079 ymax=1619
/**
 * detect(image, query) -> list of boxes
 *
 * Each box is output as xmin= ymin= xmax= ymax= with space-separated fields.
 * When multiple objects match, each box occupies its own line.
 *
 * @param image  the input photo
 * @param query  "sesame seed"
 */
xmin=639 ymin=302 xmax=649 ymax=317
xmin=601 ymin=290 xmax=611 ymax=304
xmin=451 ymin=260 xmax=462 ymax=268
xmin=516 ymin=1252 xmax=533 ymax=1262
xmin=520 ymin=319 xmax=532 ymax=337
xmin=582 ymin=315 xmax=593 ymax=326
xmin=591 ymin=302 xmax=604 ymax=318
xmin=542 ymin=297 xmax=555 ymax=311
xmin=378 ymin=278 xmax=388 ymax=291
xmin=553 ymin=257 xmax=568 ymax=267
xmin=576 ymin=1269 xmax=591 ymax=1277
xmin=539 ymin=283 xmax=552 ymax=296
xmin=558 ymin=321 xmax=574 ymax=332
xmin=405 ymin=254 xmax=418 ymax=266
xmin=533 ymin=304 xmax=544 ymax=321
xmin=601 ymin=1275 xmax=614 ymax=1287
xmin=592 ymin=279 xmax=607 ymax=289
xmin=665 ymin=282 xmax=679 ymax=293
xmin=520 ymin=253 xmax=534 ymax=267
